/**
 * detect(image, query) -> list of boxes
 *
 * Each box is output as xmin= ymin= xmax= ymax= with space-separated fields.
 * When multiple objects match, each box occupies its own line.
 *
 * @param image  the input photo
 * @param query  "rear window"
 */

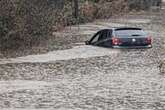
xmin=115 ymin=29 xmax=146 ymax=37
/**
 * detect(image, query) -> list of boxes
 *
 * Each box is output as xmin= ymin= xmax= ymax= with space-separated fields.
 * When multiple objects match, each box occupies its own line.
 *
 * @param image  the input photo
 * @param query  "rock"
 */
xmin=159 ymin=60 xmax=165 ymax=74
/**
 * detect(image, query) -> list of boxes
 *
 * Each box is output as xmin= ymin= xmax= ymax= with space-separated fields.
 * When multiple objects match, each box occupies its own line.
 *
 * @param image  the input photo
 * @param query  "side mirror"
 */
xmin=85 ymin=41 xmax=90 ymax=45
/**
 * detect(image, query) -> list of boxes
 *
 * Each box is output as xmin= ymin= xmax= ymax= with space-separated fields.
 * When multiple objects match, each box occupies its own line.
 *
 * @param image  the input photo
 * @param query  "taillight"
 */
xmin=112 ymin=37 xmax=121 ymax=45
xmin=146 ymin=36 xmax=152 ymax=44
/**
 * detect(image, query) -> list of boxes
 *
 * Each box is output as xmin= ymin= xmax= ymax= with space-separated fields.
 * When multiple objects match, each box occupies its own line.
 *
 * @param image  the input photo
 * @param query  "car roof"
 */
xmin=98 ymin=27 xmax=143 ymax=33
xmin=113 ymin=27 xmax=142 ymax=31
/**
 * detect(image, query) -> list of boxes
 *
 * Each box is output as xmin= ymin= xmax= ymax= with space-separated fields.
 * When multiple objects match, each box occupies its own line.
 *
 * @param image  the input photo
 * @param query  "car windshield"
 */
xmin=115 ymin=29 xmax=146 ymax=37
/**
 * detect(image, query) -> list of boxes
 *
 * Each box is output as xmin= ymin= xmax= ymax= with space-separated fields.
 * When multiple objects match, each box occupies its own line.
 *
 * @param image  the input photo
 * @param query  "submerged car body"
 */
xmin=85 ymin=27 xmax=152 ymax=48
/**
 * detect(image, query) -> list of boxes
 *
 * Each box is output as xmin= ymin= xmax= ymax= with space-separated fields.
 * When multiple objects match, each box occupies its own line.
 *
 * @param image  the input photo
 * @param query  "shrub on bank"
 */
xmin=0 ymin=0 xmax=57 ymax=50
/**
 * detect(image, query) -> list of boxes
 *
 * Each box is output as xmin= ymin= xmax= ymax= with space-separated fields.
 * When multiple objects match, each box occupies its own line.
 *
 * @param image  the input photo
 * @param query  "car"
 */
xmin=85 ymin=27 xmax=152 ymax=48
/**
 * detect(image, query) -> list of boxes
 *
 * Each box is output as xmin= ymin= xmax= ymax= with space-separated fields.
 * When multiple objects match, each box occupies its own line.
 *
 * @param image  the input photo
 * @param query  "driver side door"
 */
xmin=89 ymin=30 xmax=112 ymax=47
xmin=89 ymin=31 xmax=102 ymax=46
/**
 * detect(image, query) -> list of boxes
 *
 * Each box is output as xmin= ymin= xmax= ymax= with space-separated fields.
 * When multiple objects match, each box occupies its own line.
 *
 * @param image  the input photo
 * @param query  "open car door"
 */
xmin=86 ymin=29 xmax=113 ymax=47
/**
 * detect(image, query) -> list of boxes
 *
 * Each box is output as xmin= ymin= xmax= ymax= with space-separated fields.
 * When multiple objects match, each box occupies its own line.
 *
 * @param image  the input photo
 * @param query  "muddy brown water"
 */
xmin=0 ymin=10 xmax=165 ymax=110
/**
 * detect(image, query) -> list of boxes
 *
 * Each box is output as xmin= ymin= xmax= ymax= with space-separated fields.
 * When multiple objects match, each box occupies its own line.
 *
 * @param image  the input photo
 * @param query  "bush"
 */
xmin=95 ymin=0 xmax=128 ymax=19
xmin=78 ymin=0 xmax=128 ymax=22
xmin=0 ymin=0 xmax=57 ymax=50
xmin=127 ymin=0 xmax=162 ymax=10
xmin=0 ymin=0 xmax=16 ymax=49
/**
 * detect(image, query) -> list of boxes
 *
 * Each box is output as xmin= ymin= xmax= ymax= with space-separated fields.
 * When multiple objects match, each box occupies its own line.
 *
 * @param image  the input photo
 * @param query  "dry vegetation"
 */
xmin=0 ymin=0 xmax=57 ymax=50
xmin=0 ymin=0 xmax=162 ymax=57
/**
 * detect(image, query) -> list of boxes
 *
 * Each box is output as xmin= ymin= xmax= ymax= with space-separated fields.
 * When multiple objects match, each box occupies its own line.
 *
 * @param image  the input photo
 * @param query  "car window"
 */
xmin=98 ymin=31 xmax=105 ymax=41
xmin=115 ymin=29 xmax=146 ymax=37
xmin=91 ymin=32 xmax=100 ymax=44
xmin=107 ymin=29 xmax=112 ymax=38
xmin=90 ymin=29 xmax=112 ymax=44
xmin=98 ymin=30 xmax=111 ymax=41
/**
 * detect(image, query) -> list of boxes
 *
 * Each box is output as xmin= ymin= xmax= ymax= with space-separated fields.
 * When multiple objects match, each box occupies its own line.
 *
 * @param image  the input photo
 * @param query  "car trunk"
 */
xmin=118 ymin=36 xmax=148 ymax=46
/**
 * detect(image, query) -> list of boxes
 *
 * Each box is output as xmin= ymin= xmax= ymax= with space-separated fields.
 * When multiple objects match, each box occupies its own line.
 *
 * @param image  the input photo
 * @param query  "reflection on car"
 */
xmin=85 ymin=27 xmax=152 ymax=48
